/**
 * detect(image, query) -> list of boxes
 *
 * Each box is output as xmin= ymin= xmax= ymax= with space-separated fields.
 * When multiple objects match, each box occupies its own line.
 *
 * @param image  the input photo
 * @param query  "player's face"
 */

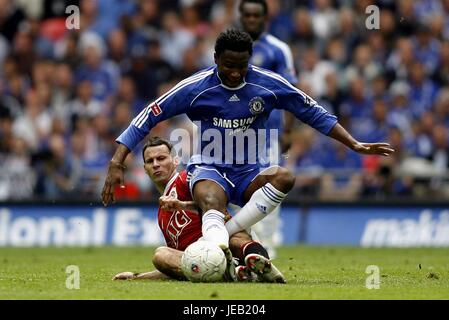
xmin=143 ymin=145 xmax=176 ymax=186
xmin=215 ymin=50 xmax=250 ymax=87
xmin=240 ymin=3 xmax=267 ymax=40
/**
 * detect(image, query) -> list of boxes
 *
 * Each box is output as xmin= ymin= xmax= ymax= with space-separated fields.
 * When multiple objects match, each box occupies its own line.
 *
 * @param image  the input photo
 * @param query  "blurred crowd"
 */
xmin=1 ymin=0 xmax=449 ymax=202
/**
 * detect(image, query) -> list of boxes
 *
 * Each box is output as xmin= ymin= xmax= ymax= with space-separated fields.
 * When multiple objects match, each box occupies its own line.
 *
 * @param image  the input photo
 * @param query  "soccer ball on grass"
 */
xmin=181 ymin=241 xmax=227 ymax=282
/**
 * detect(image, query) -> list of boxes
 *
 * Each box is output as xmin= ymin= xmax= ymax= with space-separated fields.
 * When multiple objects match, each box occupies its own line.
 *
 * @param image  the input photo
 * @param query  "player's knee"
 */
xmin=273 ymin=167 xmax=296 ymax=192
xmin=195 ymin=189 xmax=227 ymax=213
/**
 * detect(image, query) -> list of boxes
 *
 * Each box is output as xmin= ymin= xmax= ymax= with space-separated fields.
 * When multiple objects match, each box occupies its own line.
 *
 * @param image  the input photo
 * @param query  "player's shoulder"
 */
xmin=262 ymin=33 xmax=293 ymax=55
xmin=168 ymin=170 xmax=186 ymax=188
xmin=190 ymin=66 xmax=215 ymax=78
xmin=163 ymin=172 xmax=180 ymax=196
xmin=177 ymin=67 xmax=217 ymax=91
xmin=172 ymin=170 xmax=192 ymax=198
xmin=177 ymin=170 xmax=188 ymax=184
xmin=156 ymin=68 xmax=217 ymax=107
xmin=248 ymin=64 xmax=292 ymax=88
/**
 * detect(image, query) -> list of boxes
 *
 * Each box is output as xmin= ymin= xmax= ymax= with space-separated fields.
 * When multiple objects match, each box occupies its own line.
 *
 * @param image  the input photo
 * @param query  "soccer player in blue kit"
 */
xmin=102 ymin=29 xmax=394 ymax=279
xmin=238 ymin=0 xmax=299 ymax=258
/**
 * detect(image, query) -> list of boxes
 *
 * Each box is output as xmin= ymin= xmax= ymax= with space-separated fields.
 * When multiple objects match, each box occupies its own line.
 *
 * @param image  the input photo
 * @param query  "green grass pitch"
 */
xmin=0 ymin=246 xmax=448 ymax=300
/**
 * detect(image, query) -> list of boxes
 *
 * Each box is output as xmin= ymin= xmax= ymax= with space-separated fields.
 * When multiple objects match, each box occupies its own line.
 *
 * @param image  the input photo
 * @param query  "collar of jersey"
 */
xmin=216 ymin=69 xmax=247 ymax=91
xmin=163 ymin=171 xmax=179 ymax=196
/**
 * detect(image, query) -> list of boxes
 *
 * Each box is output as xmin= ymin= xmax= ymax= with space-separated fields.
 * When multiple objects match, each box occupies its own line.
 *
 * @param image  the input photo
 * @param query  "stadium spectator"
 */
xmin=291 ymin=8 xmax=315 ymax=52
xmin=408 ymin=61 xmax=439 ymax=118
xmin=433 ymin=41 xmax=449 ymax=86
xmin=310 ymin=0 xmax=338 ymax=43
xmin=33 ymin=133 xmax=75 ymax=199
xmin=159 ymin=11 xmax=195 ymax=70
xmin=75 ymin=31 xmax=119 ymax=102
xmin=66 ymin=79 xmax=103 ymax=130
xmin=0 ymin=77 xmax=21 ymax=119
xmin=12 ymin=89 xmax=52 ymax=152
xmin=340 ymin=75 xmax=373 ymax=121
xmin=0 ymin=0 xmax=26 ymax=42
xmin=50 ymin=62 xmax=75 ymax=123
xmin=127 ymin=38 xmax=176 ymax=103
xmin=343 ymin=42 xmax=382 ymax=87
xmin=299 ymin=46 xmax=336 ymax=98
xmin=265 ymin=0 xmax=293 ymax=42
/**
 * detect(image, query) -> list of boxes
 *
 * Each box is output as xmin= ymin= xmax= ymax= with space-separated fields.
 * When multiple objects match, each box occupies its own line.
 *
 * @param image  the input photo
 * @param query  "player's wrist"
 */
xmin=110 ymin=159 xmax=126 ymax=169
xmin=351 ymin=142 xmax=365 ymax=152
xmin=179 ymin=201 xmax=190 ymax=210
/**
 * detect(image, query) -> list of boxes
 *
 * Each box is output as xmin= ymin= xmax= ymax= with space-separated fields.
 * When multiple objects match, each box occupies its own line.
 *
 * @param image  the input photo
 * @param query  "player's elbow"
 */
xmin=152 ymin=247 xmax=170 ymax=269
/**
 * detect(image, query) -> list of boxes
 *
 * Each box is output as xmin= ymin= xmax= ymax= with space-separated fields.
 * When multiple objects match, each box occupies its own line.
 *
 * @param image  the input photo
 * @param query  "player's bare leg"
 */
xmin=152 ymin=246 xmax=186 ymax=280
xmin=243 ymin=166 xmax=295 ymax=203
xmin=193 ymin=180 xmax=236 ymax=281
xmin=193 ymin=180 xmax=229 ymax=245
xmin=113 ymin=246 xmax=185 ymax=281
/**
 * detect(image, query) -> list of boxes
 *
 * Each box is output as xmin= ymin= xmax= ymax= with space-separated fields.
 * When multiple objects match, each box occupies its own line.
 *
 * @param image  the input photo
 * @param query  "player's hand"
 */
xmin=101 ymin=160 xmax=126 ymax=206
xmin=353 ymin=142 xmax=395 ymax=156
xmin=112 ymin=271 xmax=136 ymax=280
xmin=159 ymin=196 xmax=184 ymax=211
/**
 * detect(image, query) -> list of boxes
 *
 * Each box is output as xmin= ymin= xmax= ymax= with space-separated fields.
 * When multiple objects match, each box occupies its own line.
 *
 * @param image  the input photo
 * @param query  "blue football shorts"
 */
xmin=186 ymin=163 xmax=279 ymax=207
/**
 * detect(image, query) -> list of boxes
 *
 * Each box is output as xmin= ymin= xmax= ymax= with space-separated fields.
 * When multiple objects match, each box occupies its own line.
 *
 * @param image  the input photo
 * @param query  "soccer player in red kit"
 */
xmin=158 ymin=168 xmax=202 ymax=252
xmin=113 ymin=136 xmax=285 ymax=282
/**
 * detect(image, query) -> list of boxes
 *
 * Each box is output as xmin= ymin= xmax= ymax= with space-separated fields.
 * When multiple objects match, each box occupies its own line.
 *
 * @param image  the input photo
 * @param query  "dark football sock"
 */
xmin=241 ymin=241 xmax=270 ymax=260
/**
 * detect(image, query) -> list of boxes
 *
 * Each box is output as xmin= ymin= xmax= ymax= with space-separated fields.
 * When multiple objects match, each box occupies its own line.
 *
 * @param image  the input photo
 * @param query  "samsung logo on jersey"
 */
xmin=212 ymin=116 xmax=257 ymax=129
xmin=169 ymin=121 xmax=281 ymax=166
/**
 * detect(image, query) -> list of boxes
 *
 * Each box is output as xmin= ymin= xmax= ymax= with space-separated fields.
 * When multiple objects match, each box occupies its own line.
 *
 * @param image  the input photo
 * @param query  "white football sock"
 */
xmin=226 ymin=183 xmax=286 ymax=236
xmin=202 ymin=209 xmax=229 ymax=247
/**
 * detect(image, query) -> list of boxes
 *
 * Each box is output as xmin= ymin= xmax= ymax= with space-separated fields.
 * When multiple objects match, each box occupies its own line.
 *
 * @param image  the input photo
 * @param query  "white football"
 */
xmin=181 ymin=241 xmax=227 ymax=283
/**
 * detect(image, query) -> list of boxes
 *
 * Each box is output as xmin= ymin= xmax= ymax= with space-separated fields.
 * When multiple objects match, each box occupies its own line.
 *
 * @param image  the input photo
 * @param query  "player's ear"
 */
xmin=173 ymin=156 xmax=180 ymax=166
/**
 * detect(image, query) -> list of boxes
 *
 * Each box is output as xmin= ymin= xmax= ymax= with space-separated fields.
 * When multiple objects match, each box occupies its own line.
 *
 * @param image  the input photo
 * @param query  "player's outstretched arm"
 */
xmin=112 ymin=270 xmax=172 ymax=280
xmin=280 ymin=111 xmax=295 ymax=153
xmin=328 ymin=123 xmax=395 ymax=156
xmin=159 ymin=196 xmax=199 ymax=213
xmin=102 ymin=143 xmax=131 ymax=206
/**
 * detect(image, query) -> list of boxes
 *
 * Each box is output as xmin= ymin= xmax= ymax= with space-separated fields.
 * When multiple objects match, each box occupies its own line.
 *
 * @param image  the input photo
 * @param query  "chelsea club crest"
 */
xmin=249 ymin=96 xmax=265 ymax=115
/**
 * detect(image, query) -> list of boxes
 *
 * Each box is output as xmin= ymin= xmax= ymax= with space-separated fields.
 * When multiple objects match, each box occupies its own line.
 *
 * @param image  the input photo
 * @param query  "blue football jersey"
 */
xmin=251 ymin=33 xmax=297 ymax=84
xmin=117 ymin=65 xmax=337 ymax=171
xmin=250 ymin=33 xmax=298 ymax=134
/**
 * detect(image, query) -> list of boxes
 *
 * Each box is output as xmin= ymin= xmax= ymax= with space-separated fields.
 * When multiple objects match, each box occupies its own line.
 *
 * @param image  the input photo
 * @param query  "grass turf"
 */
xmin=0 ymin=246 xmax=448 ymax=300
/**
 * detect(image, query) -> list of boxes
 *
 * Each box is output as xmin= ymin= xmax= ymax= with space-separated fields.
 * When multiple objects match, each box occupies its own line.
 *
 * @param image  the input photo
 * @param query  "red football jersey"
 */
xmin=157 ymin=170 xmax=202 ymax=251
